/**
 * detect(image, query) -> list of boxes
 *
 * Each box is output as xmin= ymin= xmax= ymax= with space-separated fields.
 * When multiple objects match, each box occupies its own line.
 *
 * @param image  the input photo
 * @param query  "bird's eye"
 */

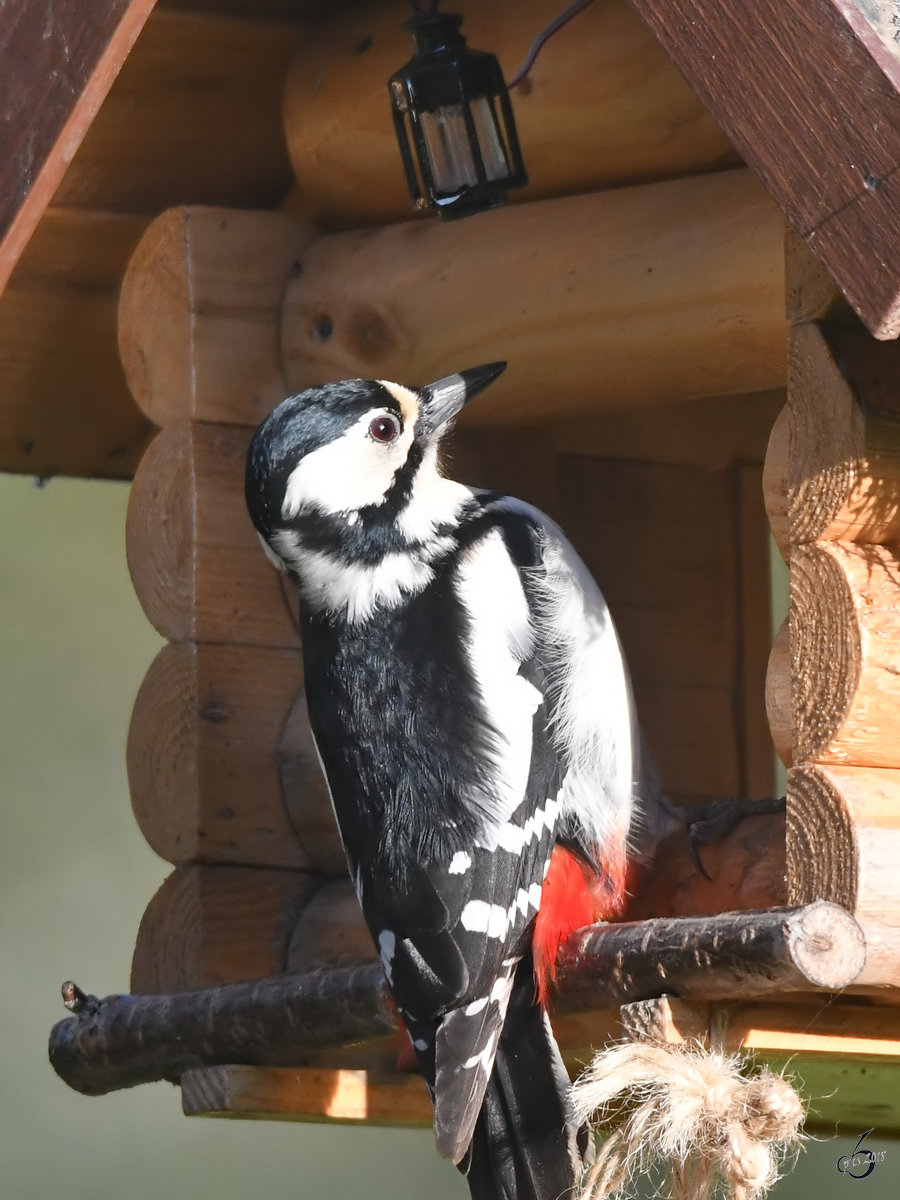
xmin=368 ymin=414 xmax=401 ymax=443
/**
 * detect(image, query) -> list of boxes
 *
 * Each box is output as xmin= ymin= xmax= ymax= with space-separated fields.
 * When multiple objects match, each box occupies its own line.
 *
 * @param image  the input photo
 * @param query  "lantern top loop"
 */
xmin=402 ymin=8 xmax=465 ymax=56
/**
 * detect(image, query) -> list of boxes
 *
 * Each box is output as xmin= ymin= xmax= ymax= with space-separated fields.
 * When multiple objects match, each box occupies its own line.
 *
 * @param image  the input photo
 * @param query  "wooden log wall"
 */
xmin=121 ymin=199 xmax=784 ymax=999
xmin=764 ymin=232 xmax=900 ymax=993
xmin=113 ymin=0 xmax=897 ymax=1131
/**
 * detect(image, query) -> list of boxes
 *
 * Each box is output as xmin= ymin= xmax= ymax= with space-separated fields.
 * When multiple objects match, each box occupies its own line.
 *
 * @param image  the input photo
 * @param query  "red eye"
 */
xmin=369 ymin=414 xmax=400 ymax=443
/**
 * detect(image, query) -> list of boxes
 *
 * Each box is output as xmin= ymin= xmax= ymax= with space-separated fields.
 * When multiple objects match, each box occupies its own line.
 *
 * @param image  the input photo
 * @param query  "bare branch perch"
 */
xmin=49 ymin=902 xmax=864 ymax=1097
xmin=49 ymin=963 xmax=395 ymax=1096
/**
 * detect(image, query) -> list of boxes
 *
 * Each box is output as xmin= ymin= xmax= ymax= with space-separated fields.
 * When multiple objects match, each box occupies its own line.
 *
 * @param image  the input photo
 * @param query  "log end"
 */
xmin=783 ymin=900 xmax=866 ymax=989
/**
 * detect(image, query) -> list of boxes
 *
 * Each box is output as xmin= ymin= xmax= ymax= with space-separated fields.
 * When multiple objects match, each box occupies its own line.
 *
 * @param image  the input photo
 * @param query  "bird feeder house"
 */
xmin=5 ymin=0 xmax=898 ymax=1147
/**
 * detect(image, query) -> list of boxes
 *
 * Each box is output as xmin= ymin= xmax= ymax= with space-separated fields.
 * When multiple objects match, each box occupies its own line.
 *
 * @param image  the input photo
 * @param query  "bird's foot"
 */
xmin=680 ymin=796 xmax=786 ymax=880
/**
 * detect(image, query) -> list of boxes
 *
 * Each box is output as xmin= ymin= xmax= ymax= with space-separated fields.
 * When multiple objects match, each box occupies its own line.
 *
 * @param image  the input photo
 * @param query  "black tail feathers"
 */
xmin=460 ymin=957 xmax=582 ymax=1200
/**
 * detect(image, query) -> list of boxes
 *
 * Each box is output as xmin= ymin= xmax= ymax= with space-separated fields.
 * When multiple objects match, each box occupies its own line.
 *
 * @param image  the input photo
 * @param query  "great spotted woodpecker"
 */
xmin=245 ymin=363 xmax=644 ymax=1199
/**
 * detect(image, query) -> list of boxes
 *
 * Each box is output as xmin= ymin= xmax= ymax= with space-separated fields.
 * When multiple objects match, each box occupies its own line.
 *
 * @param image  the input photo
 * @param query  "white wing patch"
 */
xmin=454 ymin=529 xmax=542 ymax=834
xmin=495 ymin=497 xmax=639 ymax=855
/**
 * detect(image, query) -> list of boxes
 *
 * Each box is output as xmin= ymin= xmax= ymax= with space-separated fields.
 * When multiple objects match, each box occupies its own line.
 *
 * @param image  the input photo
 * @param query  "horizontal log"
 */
xmin=788 ymin=541 xmax=900 ymax=767
xmin=764 ymin=320 xmax=900 ymax=551
xmin=54 ymin=10 xmax=305 ymax=216
xmin=127 ymin=641 xmax=335 ymax=870
xmin=119 ymin=206 xmax=315 ymax=428
xmin=621 ymin=994 xmax=900 ymax=1056
xmin=283 ymin=0 xmax=737 ymax=227
xmin=556 ymin=902 xmax=865 ymax=1010
xmin=281 ymin=170 xmax=787 ymax=426
xmin=126 ymin=422 xmax=299 ymax=647
xmin=787 ymin=763 xmax=900 ymax=990
xmin=0 ymin=208 xmax=152 ymax=479
xmin=52 ymin=903 xmax=864 ymax=1098
xmin=183 ymin=1065 xmax=432 ymax=1125
xmin=287 ymin=879 xmax=374 ymax=972
xmin=131 ymin=865 xmax=323 ymax=994
xmin=132 ymin=805 xmax=787 ymax=995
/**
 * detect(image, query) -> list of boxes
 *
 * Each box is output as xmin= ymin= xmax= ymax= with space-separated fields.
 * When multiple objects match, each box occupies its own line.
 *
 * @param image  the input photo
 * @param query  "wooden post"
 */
xmin=764 ymin=232 xmax=900 ymax=979
xmin=282 ymin=0 xmax=737 ymax=226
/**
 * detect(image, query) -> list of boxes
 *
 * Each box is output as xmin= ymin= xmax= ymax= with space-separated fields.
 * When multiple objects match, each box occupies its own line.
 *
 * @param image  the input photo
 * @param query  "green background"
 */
xmin=0 ymin=472 xmax=895 ymax=1198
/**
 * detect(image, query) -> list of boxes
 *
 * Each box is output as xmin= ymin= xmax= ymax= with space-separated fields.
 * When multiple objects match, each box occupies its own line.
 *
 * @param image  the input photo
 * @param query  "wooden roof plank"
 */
xmin=629 ymin=0 xmax=900 ymax=338
xmin=0 ymin=0 xmax=158 ymax=296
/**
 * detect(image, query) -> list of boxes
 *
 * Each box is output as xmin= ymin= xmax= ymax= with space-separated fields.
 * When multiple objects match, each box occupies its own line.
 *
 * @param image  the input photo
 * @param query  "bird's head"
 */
xmin=245 ymin=362 xmax=506 ymax=610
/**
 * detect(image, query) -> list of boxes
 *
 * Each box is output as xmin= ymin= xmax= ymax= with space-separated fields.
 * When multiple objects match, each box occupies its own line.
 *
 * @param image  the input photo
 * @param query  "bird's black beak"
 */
xmin=418 ymin=362 xmax=507 ymax=439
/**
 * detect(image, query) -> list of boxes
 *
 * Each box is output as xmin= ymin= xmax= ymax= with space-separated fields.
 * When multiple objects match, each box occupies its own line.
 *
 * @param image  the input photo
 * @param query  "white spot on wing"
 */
xmin=496 ymin=496 xmax=638 ymax=855
xmin=448 ymin=850 xmax=472 ymax=875
xmin=378 ymin=929 xmax=396 ymax=984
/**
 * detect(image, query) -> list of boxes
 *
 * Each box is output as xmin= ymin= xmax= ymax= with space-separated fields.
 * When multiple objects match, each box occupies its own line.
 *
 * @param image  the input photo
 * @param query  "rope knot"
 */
xmin=573 ymin=1040 xmax=805 ymax=1200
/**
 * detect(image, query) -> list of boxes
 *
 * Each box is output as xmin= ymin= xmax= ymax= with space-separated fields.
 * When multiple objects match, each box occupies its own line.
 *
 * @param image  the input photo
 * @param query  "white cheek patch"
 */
xmin=281 ymin=409 xmax=414 ymax=519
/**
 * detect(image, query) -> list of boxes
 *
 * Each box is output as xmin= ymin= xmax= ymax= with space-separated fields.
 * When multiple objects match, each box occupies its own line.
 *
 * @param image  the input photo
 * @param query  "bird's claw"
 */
xmin=681 ymin=796 xmax=786 ymax=880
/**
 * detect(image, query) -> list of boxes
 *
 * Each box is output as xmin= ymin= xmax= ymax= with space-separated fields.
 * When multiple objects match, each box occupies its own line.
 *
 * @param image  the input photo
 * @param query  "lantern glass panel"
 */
xmin=470 ymin=96 xmax=510 ymax=182
xmin=419 ymin=104 xmax=478 ymax=193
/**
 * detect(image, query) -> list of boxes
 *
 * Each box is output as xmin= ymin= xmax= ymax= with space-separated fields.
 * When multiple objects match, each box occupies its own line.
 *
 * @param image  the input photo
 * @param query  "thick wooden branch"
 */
xmin=49 ymin=963 xmax=396 ymax=1097
xmin=283 ymin=0 xmax=737 ymax=226
xmin=555 ymin=901 xmax=864 ymax=1011
xmin=281 ymin=169 xmax=785 ymax=425
xmin=50 ymin=902 xmax=865 ymax=1098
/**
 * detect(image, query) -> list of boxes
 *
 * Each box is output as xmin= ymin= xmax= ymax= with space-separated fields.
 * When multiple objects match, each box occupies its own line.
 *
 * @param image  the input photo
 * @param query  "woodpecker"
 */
xmin=246 ymin=363 xmax=643 ymax=1200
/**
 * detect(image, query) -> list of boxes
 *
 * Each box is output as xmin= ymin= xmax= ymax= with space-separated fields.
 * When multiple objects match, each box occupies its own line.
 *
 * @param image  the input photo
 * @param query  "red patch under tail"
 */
xmin=532 ymin=840 xmax=627 ymax=1008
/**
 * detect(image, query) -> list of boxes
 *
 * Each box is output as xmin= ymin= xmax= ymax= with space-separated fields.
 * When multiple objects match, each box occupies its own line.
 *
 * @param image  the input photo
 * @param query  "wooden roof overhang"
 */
xmin=629 ymin=0 xmax=900 ymax=339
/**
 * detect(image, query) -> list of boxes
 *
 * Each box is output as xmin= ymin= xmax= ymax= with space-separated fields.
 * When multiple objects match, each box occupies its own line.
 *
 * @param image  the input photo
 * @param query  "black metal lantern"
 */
xmin=389 ymin=1 xmax=528 ymax=221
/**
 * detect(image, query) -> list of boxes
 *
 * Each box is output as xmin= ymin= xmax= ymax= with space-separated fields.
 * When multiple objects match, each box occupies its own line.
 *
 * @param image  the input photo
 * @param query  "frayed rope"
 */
xmin=573 ymin=1041 xmax=806 ymax=1200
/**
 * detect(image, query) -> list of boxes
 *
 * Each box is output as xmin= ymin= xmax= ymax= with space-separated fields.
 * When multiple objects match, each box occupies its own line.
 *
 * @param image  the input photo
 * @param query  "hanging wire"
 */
xmin=507 ymin=0 xmax=596 ymax=88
